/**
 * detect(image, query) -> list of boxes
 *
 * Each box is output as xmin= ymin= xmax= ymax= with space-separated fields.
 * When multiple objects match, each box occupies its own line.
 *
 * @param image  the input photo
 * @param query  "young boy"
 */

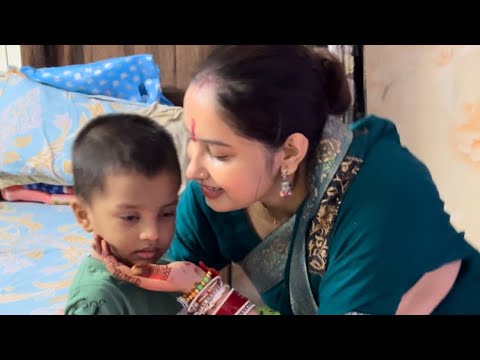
xmin=64 ymin=113 xmax=183 ymax=315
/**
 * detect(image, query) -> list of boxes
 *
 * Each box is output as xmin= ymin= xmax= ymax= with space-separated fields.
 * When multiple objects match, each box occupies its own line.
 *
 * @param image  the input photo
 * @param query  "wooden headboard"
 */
xmin=20 ymin=45 xmax=216 ymax=106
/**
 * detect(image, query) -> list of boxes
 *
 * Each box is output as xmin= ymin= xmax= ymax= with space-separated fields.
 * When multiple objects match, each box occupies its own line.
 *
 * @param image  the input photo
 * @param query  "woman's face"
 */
xmin=183 ymin=83 xmax=283 ymax=212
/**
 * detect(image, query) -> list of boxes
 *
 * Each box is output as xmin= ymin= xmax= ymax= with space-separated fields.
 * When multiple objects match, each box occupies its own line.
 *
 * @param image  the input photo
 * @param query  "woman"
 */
xmin=96 ymin=45 xmax=480 ymax=315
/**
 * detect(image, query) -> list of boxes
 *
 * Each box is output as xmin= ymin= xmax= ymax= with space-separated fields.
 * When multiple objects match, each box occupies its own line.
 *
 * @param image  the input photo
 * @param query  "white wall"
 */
xmin=0 ymin=45 xmax=22 ymax=72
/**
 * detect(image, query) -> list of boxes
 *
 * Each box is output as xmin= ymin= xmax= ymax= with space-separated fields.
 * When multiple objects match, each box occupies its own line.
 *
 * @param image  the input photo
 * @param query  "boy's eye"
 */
xmin=159 ymin=211 xmax=176 ymax=218
xmin=120 ymin=215 xmax=139 ymax=222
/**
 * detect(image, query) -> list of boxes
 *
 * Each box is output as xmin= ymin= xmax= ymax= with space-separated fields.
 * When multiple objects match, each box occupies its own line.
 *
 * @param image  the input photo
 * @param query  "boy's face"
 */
xmin=72 ymin=170 xmax=180 ymax=266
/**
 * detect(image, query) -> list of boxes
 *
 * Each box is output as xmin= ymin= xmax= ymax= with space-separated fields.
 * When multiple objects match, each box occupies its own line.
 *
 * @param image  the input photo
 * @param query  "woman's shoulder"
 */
xmin=331 ymin=115 xmax=450 ymax=246
xmin=347 ymin=114 xmax=432 ymax=190
xmin=333 ymin=116 xmax=474 ymax=263
xmin=349 ymin=115 xmax=400 ymax=155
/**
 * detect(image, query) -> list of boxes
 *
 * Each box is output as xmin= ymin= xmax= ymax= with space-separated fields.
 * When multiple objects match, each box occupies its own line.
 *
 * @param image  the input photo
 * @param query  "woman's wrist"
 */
xmin=182 ymin=270 xmax=210 ymax=296
xmin=178 ymin=262 xmax=258 ymax=315
xmin=209 ymin=288 xmax=255 ymax=315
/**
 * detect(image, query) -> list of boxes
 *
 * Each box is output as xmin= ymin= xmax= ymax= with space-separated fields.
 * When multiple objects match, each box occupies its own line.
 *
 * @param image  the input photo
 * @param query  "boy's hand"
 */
xmin=91 ymin=235 xmax=206 ymax=294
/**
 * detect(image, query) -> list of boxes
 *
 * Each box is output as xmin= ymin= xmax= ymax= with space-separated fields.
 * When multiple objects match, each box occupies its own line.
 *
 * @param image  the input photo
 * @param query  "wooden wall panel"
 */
xmin=175 ymin=45 xmax=215 ymax=89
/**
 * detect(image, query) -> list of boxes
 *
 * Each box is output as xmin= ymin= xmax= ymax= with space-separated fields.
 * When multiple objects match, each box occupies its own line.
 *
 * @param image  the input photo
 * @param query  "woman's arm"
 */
xmin=395 ymin=260 xmax=461 ymax=315
xmin=167 ymin=181 xmax=229 ymax=271
xmin=316 ymin=139 xmax=475 ymax=315
xmin=93 ymin=236 xmax=259 ymax=315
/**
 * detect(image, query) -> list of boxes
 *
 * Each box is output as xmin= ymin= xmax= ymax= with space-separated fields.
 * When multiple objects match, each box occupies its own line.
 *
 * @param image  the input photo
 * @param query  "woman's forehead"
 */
xmin=184 ymin=86 xmax=225 ymax=130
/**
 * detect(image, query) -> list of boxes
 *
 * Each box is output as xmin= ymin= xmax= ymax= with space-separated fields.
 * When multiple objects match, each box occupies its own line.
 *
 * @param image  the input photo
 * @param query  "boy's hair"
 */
xmin=72 ymin=113 xmax=181 ymax=202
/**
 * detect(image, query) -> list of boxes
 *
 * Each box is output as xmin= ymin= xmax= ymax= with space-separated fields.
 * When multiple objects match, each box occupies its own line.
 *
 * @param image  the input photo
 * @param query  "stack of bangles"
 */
xmin=176 ymin=262 xmax=256 ymax=315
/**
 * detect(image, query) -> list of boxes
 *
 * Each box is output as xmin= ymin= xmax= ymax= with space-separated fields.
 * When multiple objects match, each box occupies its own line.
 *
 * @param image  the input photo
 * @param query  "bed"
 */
xmin=0 ymin=201 xmax=90 ymax=314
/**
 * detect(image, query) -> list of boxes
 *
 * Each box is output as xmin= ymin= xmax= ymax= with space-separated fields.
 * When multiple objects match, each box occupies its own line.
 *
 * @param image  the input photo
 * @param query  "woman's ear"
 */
xmin=71 ymin=196 xmax=93 ymax=233
xmin=280 ymin=133 xmax=309 ymax=174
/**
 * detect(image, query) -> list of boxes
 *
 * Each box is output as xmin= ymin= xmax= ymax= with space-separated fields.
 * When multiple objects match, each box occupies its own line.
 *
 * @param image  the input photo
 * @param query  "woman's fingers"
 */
xmin=100 ymin=239 xmax=112 ymax=256
xmin=103 ymin=256 xmax=141 ymax=286
xmin=132 ymin=265 xmax=147 ymax=276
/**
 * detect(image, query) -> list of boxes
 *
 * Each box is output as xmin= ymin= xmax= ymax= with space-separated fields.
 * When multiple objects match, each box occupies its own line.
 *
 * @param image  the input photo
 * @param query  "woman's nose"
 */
xmin=186 ymin=142 xmax=206 ymax=180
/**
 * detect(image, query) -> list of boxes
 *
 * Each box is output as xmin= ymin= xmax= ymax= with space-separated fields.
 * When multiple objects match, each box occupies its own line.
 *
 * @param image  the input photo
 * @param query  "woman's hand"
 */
xmin=91 ymin=235 xmax=206 ymax=294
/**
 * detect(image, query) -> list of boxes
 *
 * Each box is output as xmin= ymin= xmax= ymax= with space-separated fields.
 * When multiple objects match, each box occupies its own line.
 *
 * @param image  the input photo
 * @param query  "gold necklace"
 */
xmin=257 ymin=202 xmax=280 ymax=225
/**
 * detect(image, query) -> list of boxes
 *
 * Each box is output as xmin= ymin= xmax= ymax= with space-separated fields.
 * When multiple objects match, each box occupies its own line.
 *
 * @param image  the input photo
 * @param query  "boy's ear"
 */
xmin=71 ymin=196 xmax=93 ymax=233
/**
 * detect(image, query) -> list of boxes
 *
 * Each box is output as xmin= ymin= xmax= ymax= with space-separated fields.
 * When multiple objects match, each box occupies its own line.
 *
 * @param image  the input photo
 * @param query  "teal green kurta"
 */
xmin=168 ymin=115 xmax=480 ymax=315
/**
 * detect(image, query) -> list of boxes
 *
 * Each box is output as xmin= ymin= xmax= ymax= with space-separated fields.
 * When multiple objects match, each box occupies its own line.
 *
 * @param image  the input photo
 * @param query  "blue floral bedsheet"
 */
xmin=0 ymin=202 xmax=91 ymax=315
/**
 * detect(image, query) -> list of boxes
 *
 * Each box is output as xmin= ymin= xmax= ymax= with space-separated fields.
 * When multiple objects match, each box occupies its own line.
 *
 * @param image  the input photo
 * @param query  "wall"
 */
xmin=365 ymin=45 xmax=480 ymax=249
xmin=0 ymin=45 xmax=22 ymax=72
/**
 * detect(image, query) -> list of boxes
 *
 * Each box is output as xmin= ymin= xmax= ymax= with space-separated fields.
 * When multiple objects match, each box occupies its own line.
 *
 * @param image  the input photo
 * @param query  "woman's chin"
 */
xmin=205 ymin=198 xmax=247 ymax=213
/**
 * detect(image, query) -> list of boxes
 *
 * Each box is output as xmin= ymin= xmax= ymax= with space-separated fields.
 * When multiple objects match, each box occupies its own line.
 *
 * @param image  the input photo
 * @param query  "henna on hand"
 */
xmin=132 ymin=264 xmax=172 ymax=280
xmin=104 ymin=256 xmax=141 ymax=286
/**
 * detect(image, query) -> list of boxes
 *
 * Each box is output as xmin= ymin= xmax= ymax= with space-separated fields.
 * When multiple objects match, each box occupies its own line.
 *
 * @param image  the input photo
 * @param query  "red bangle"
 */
xmin=199 ymin=261 xmax=220 ymax=278
xmin=215 ymin=290 xmax=249 ymax=315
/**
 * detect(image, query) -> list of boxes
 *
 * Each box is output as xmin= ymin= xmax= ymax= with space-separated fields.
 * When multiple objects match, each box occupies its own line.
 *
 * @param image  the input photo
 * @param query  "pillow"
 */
xmin=20 ymin=54 xmax=173 ymax=106
xmin=0 ymin=70 xmax=188 ymax=191
xmin=1 ymin=186 xmax=73 ymax=205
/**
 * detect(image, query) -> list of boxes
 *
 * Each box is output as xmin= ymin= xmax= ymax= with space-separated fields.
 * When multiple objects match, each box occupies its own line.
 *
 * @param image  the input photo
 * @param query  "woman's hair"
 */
xmin=190 ymin=45 xmax=351 ymax=158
